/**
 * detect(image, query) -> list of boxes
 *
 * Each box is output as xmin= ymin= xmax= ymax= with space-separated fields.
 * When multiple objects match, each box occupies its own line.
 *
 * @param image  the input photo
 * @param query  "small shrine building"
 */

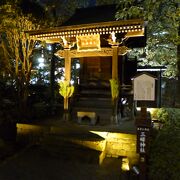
xmin=28 ymin=5 xmax=146 ymax=122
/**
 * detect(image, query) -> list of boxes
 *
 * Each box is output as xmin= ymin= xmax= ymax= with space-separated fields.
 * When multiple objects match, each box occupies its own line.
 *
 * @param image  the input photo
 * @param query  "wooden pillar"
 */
xmin=64 ymin=48 xmax=71 ymax=81
xmin=112 ymin=45 xmax=119 ymax=80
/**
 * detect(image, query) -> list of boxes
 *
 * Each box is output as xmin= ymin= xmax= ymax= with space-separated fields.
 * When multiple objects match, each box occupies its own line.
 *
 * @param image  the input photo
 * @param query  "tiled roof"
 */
xmin=27 ymin=4 xmax=146 ymax=48
xmin=62 ymin=4 xmax=118 ymax=26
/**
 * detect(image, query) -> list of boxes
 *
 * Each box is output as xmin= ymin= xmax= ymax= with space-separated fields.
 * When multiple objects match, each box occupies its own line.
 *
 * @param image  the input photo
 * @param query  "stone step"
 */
xmin=75 ymin=93 xmax=111 ymax=100
xmin=73 ymin=94 xmax=112 ymax=108
xmin=74 ymin=101 xmax=112 ymax=109
xmin=72 ymin=88 xmax=113 ymax=124
xmin=39 ymin=136 xmax=101 ymax=165
xmin=80 ymin=91 xmax=111 ymax=96
xmin=76 ymin=95 xmax=111 ymax=100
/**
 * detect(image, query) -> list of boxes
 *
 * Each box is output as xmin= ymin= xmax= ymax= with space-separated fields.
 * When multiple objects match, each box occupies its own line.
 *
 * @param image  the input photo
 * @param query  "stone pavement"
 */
xmin=0 ymin=140 xmax=130 ymax=180
xmin=37 ymin=115 xmax=137 ymax=135
xmin=0 ymin=116 xmax=138 ymax=180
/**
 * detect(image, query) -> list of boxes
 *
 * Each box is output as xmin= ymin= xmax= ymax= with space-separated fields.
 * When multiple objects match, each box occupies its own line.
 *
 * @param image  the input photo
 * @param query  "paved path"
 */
xmin=0 ymin=115 xmax=137 ymax=180
xmin=0 ymin=141 xmax=125 ymax=180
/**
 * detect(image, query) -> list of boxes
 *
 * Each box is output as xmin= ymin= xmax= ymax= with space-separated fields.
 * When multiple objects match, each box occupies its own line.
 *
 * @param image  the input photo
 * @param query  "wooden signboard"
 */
xmin=76 ymin=34 xmax=101 ymax=52
xmin=133 ymin=73 xmax=156 ymax=101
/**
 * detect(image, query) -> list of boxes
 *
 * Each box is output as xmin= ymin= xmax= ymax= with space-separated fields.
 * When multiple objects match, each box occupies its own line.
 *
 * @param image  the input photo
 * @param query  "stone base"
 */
xmin=77 ymin=111 xmax=97 ymax=125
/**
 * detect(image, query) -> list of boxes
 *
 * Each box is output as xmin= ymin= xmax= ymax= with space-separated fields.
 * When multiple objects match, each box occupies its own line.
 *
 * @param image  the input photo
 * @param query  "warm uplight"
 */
xmin=90 ymin=131 xmax=109 ymax=139
xmin=17 ymin=123 xmax=139 ymax=168
xmin=121 ymin=158 xmax=130 ymax=171
xmin=136 ymin=107 xmax=156 ymax=114
xmin=147 ymin=108 xmax=156 ymax=115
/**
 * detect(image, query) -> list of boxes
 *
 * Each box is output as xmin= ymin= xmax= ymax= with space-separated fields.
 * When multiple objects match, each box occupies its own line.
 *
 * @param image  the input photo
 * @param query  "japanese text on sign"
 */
xmin=137 ymin=127 xmax=150 ymax=154
xmin=140 ymin=132 xmax=146 ymax=153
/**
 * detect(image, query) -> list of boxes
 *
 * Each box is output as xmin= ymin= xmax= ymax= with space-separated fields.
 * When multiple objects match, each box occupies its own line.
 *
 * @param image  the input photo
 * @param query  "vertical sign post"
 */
xmin=133 ymin=73 xmax=156 ymax=180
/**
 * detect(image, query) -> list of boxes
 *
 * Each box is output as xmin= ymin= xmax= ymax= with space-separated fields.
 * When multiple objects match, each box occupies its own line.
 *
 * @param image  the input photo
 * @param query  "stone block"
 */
xmin=77 ymin=111 xmax=97 ymax=125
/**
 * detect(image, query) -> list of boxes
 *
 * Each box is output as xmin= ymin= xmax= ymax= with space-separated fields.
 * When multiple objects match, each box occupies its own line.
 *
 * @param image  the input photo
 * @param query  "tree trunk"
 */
xmin=17 ymin=78 xmax=29 ymax=121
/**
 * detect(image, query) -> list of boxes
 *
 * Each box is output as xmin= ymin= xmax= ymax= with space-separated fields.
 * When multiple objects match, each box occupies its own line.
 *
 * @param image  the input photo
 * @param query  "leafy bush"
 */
xmin=149 ymin=108 xmax=180 ymax=180
xmin=149 ymin=126 xmax=180 ymax=180
xmin=151 ymin=108 xmax=180 ymax=127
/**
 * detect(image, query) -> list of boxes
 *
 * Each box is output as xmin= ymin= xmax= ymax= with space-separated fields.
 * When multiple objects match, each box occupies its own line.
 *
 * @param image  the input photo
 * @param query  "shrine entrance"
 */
xmin=79 ymin=57 xmax=112 ymax=88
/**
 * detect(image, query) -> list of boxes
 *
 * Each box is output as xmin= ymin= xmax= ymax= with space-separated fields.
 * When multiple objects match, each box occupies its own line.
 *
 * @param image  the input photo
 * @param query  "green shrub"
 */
xmin=149 ymin=126 xmax=180 ymax=180
xmin=151 ymin=108 xmax=180 ymax=127
xmin=149 ymin=108 xmax=180 ymax=180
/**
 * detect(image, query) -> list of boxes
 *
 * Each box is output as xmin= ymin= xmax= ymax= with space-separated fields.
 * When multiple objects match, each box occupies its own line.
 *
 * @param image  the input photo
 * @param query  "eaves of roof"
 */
xmin=28 ymin=19 xmax=144 ymax=40
xmin=26 ymin=4 xmax=145 ymax=46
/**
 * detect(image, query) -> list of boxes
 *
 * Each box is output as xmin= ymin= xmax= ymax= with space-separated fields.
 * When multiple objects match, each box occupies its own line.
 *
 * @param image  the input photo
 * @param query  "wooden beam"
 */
xmin=56 ymin=48 xmax=114 ymax=58
xmin=56 ymin=46 xmax=131 ymax=59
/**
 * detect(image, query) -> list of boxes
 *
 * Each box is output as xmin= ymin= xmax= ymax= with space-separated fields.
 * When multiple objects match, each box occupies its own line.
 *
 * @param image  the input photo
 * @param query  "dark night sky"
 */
xmin=87 ymin=0 xmax=96 ymax=6
xmin=39 ymin=0 xmax=96 ymax=7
